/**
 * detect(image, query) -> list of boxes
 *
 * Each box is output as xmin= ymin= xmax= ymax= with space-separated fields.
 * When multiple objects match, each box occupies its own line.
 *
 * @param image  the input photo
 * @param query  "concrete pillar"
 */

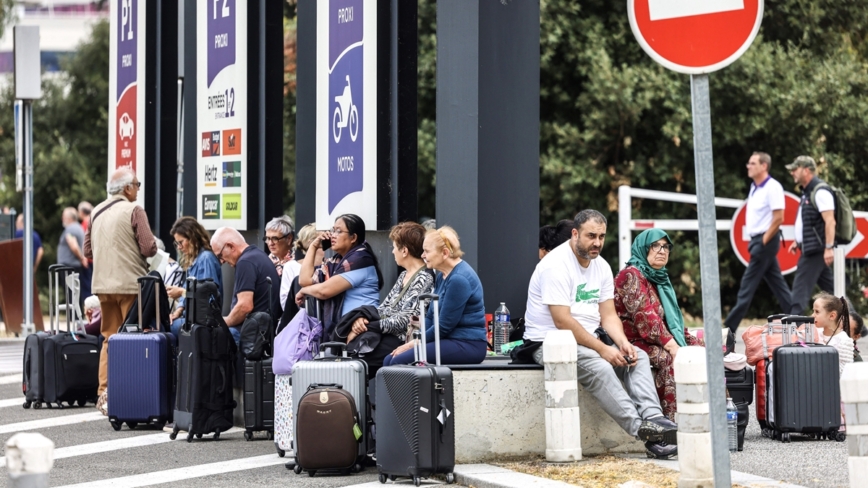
xmin=841 ymin=362 xmax=868 ymax=488
xmin=675 ymin=346 xmax=714 ymax=488
xmin=543 ymin=330 xmax=581 ymax=462
xmin=5 ymin=433 xmax=54 ymax=488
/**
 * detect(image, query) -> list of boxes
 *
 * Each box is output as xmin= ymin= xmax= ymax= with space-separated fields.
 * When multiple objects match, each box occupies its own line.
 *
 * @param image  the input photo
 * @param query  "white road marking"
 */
xmin=55 ymin=454 xmax=288 ymax=488
xmin=0 ymin=397 xmax=24 ymax=408
xmin=0 ymin=411 xmax=104 ymax=435
xmin=0 ymin=374 xmax=22 ymax=385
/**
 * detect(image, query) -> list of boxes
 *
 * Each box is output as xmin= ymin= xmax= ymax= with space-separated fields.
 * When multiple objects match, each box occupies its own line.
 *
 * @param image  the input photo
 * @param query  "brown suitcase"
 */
xmin=294 ymin=384 xmax=361 ymax=475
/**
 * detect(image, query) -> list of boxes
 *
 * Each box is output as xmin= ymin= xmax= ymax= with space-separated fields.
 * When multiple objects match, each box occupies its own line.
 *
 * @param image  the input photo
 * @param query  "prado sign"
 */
xmin=628 ymin=0 xmax=764 ymax=74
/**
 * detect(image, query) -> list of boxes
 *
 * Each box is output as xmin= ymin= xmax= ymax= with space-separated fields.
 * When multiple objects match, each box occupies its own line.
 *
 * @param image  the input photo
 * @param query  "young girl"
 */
xmin=812 ymin=292 xmax=855 ymax=375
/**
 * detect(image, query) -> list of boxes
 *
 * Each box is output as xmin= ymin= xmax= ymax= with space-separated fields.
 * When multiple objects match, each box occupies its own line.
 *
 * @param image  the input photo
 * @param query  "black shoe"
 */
xmin=645 ymin=441 xmax=677 ymax=459
xmin=638 ymin=417 xmax=678 ymax=445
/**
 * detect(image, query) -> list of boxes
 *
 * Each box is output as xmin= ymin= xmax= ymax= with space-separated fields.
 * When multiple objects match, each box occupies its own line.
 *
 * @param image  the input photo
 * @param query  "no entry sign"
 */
xmin=729 ymin=192 xmax=801 ymax=275
xmin=628 ymin=0 xmax=764 ymax=74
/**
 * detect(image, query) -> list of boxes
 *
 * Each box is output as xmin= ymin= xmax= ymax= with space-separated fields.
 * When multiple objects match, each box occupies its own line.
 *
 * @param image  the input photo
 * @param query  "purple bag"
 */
xmin=272 ymin=307 xmax=323 ymax=375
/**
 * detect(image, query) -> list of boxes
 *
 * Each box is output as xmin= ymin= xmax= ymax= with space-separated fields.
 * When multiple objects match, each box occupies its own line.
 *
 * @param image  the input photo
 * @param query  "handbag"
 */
xmin=272 ymin=307 xmax=323 ymax=375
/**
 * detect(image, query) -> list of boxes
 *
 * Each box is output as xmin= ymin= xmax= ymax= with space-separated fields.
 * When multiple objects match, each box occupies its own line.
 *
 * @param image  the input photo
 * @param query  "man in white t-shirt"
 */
xmin=724 ymin=152 xmax=792 ymax=335
xmin=524 ymin=210 xmax=678 ymax=460
xmin=786 ymin=155 xmax=836 ymax=314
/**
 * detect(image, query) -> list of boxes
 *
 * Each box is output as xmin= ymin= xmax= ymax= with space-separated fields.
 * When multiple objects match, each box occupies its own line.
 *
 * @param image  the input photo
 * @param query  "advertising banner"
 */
xmin=197 ymin=0 xmax=248 ymax=229
xmin=108 ymin=0 xmax=146 ymax=206
xmin=316 ymin=0 xmax=378 ymax=230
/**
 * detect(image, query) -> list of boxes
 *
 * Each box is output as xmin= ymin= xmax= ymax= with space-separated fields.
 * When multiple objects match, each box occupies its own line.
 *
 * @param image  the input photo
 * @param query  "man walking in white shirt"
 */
xmin=523 ymin=210 xmax=678 ymax=459
xmin=724 ymin=152 xmax=791 ymax=335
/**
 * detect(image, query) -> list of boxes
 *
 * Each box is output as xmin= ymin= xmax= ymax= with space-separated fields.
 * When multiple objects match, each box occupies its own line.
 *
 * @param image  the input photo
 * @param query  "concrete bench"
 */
xmin=452 ymin=357 xmax=644 ymax=463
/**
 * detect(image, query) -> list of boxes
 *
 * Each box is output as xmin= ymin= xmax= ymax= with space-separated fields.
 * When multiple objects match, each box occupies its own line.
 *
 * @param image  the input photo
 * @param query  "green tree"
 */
xmin=0 ymin=20 xmax=110 ymax=289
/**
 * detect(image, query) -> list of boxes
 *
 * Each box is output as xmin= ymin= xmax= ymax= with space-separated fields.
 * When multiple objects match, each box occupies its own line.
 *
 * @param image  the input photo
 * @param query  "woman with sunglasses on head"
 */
xmin=166 ymin=216 xmax=223 ymax=337
xmin=614 ymin=229 xmax=703 ymax=421
xmin=295 ymin=214 xmax=383 ymax=336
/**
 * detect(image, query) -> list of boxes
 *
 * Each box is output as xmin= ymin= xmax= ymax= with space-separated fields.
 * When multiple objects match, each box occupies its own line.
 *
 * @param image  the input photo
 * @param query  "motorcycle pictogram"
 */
xmin=333 ymin=75 xmax=359 ymax=143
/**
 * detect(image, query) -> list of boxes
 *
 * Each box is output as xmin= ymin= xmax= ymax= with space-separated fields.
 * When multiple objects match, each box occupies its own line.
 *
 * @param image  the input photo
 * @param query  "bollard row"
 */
xmin=674 ymin=346 xmax=714 ymax=488
xmin=543 ymin=330 xmax=582 ymax=462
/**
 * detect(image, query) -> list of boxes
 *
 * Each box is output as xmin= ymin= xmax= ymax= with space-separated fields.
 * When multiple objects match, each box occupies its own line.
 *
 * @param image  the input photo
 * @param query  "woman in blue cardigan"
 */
xmin=383 ymin=226 xmax=488 ymax=366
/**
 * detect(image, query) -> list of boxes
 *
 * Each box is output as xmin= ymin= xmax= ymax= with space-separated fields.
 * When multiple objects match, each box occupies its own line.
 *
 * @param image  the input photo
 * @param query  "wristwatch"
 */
xmin=825 ymin=244 xmax=835 ymax=249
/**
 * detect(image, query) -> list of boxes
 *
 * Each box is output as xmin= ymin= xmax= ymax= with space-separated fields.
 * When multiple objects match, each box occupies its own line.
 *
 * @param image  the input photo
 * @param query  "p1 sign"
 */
xmin=13 ymin=26 xmax=42 ymax=100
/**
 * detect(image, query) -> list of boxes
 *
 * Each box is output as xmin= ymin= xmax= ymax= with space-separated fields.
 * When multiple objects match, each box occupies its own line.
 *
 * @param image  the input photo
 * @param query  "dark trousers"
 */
xmin=383 ymin=338 xmax=488 ymax=367
xmin=789 ymin=250 xmax=834 ymax=315
xmin=724 ymin=235 xmax=791 ymax=334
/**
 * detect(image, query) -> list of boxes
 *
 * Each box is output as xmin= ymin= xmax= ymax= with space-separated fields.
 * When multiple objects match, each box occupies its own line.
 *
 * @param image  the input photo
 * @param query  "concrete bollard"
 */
xmin=6 ymin=433 xmax=54 ymax=488
xmin=841 ymin=362 xmax=868 ymax=488
xmin=674 ymin=346 xmax=714 ymax=488
xmin=543 ymin=330 xmax=582 ymax=462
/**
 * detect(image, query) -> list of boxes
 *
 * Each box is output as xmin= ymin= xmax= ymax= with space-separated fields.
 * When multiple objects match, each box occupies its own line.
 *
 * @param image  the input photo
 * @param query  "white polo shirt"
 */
xmin=794 ymin=187 xmax=835 ymax=244
xmin=745 ymin=176 xmax=785 ymax=238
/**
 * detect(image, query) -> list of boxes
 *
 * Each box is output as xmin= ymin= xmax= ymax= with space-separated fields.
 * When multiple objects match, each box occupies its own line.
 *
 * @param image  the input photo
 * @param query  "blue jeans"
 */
xmin=383 ymin=339 xmax=487 ymax=366
xmin=171 ymin=317 xmax=241 ymax=346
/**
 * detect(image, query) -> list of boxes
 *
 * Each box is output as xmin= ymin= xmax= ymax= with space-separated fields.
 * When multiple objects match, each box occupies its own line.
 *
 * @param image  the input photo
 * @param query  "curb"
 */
xmin=643 ymin=458 xmax=809 ymax=488
xmin=452 ymin=464 xmax=577 ymax=488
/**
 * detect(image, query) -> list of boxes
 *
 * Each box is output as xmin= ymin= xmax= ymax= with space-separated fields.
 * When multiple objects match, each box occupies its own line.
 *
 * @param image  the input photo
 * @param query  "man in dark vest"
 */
xmin=786 ymin=156 xmax=836 ymax=315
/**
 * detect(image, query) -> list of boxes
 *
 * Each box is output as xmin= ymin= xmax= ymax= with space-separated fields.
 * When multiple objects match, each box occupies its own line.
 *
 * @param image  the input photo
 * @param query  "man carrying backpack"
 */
xmin=786 ymin=155 xmax=852 ymax=314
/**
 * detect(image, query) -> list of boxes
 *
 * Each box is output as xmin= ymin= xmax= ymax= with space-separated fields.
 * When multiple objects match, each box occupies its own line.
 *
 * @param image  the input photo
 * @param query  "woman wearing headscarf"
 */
xmin=614 ymin=228 xmax=703 ymax=420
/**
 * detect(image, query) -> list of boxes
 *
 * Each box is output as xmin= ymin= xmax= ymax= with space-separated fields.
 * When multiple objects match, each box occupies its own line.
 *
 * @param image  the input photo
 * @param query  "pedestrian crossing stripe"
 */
xmin=0 ymin=374 xmax=21 ymax=385
xmin=0 ymin=397 xmax=23 ymax=408
xmin=0 ymin=428 xmax=244 ymax=466
xmin=54 ymin=454 xmax=288 ymax=488
xmin=0 ymin=411 xmax=104 ymax=435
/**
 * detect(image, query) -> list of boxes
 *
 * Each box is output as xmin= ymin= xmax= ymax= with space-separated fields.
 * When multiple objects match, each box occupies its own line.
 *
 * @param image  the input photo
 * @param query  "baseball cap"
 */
xmin=785 ymin=155 xmax=817 ymax=171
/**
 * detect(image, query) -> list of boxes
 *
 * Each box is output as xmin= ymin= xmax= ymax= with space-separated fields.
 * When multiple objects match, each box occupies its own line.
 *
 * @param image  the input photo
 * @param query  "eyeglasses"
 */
xmin=214 ymin=244 xmax=227 ymax=263
xmin=173 ymin=239 xmax=185 ymax=249
xmin=650 ymin=242 xmax=674 ymax=253
xmin=263 ymin=233 xmax=290 ymax=244
xmin=128 ymin=181 xmax=141 ymax=189
xmin=329 ymin=228 xmax=348 ymax=236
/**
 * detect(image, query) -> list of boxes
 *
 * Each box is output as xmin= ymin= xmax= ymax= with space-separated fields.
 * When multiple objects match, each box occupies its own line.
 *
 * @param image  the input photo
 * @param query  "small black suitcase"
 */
xmin=170 ymin=277 xmax=237 ymax=442
xmin=243 ymin=277 xmax=276 ymax=441
xmin=375 ymin=293 xmax=455 ymax=486
xmin=767 ymin=315 xmax=843 ymax=442
xmin=725 ymin=366 xmax=754 ymax=406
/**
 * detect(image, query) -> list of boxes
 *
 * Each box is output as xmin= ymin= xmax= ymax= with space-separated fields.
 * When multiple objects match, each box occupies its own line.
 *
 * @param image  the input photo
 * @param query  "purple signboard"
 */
xmin=116 ymin=0 xmax=137 ymax=102
xmin=328 ymin=0 xmax=364 ymax=213
xmin=208 ymin=0 xmax=236 ymax=87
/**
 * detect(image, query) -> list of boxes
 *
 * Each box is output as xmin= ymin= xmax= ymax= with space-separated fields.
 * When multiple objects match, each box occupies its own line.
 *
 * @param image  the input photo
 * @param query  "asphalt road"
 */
xmin=0 ymin=341 xmax=454 ymax=488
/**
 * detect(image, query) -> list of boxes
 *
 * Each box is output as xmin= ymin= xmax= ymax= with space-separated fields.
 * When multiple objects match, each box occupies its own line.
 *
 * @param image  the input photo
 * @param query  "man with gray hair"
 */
xmin=57 ymin=207 xmax=88 ymax=303
xmin=786 ymin=155 xmax=836 ymax=314
xmin=211 ymin=227 xmax=280 ymax=344
xmin=84 ymin=167 xmax=157 ymax=414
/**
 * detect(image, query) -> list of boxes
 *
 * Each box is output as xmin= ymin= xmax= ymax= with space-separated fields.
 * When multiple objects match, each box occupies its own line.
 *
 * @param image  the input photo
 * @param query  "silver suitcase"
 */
xmin=291 ymin=342 xmax=369 ymax=463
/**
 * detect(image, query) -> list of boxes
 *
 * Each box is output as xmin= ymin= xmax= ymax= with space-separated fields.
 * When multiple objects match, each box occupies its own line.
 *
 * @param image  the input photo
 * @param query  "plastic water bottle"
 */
xmin=726 ymin=397 xmax=738 ymax=452
xmin=493 ymin=303 xmax=511 ymax=355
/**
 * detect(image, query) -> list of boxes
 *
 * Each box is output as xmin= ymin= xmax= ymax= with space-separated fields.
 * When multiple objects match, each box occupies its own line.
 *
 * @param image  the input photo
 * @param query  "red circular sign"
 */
xmin=628 ymin=0 xmax=764 ymax=74
xmin=729 ymin=192 xmax=801 ymax=275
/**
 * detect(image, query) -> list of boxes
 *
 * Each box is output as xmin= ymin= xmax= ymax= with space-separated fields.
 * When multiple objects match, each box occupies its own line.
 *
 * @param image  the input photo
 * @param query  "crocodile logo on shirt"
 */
xmin=575 ymin=283 xmax=600 ymax=303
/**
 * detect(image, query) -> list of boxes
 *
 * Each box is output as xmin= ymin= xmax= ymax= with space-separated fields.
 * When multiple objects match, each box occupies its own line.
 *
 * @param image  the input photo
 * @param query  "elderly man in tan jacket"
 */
xmin=84 ymin=167 xmax=157 ymax=414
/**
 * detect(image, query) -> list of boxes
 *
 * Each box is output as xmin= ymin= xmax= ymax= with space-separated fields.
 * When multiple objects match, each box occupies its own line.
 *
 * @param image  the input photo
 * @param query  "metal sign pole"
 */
xmin=21 ymin=100 xmax=34 ymax=336
xmin=690 ymin=74 xmax=731 ymax=487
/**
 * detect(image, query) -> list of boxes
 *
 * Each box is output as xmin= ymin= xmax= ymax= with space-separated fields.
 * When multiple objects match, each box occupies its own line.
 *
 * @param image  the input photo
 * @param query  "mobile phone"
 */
xmin=321 ymin=235 xmax=331 ymax=250
xmin=624 ymin=355 xmax=634 ymax=364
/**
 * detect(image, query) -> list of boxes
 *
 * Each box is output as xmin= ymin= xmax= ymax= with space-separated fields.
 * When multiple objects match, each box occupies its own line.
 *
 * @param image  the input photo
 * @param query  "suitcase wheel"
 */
xmin=308 ymin=470 xmax=316 ymax=477
xmin=833 ymin=431 xmax=846 ymax=442
xmin=195 ymin=433 xmax=203 ymax=439
xmin=446 ymin=473 xmax=455 ymax=484
xmin=378 ymin=474 xmax=387 ymax=484
xmin=186 ymin=433 xmax=194 ymax=443
xmin=244 ymin=431 xmax=252 ymax=441
xmin=276 ymin=448 xmax=285 ymax=458
xmin=22 ymin=401 xmax=31 ymax=409
xmin=110 ymin=420 xmax=122 ymax=432
xmin=267 ymin=431 xmax=274 ymax=440
xmin=169 ymin=431 xmax=177 ymax=440
xmin=293 ymin=464 xmax=302 ymax=474
xmin=77 ymin=399 xmax=87 ymax=407
xmin=413 ymin=476 xmax=421 ymax=486
xmin=781 ymin=432 xmax=791 ymax=443
xmin=214 ymin=430 xmax=221 ymax=441
xmin=67 ymin=401 xmax=75 ymax=407
xmin=127 ymin=422 xmax=138 ymax=430
xmin=32 ymin=402 xmax=42 ymax=410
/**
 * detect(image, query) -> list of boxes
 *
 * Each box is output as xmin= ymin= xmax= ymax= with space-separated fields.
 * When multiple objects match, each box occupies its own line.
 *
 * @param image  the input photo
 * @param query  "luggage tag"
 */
xmin=353 ymin=423 xmax=362 ymax=440
xmin=436 ymin=399 xmax=451 ymax=426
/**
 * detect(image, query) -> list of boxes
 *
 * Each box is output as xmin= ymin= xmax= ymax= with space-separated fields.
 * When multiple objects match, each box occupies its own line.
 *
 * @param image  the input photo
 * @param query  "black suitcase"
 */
xmin=243 ymin=277 xmax=276 ymax=441
xmin=170 ymin=277 xmax=237 ymax=442
xmin=375 ymin=293 xmax=455 ymax=486
xmin=725 ymin=366 xmax=754 ymax=406
xmin=23 ymin=265 xmax=99 ymax=409
xmin=767 ymin=315 xmax=843 ymax=442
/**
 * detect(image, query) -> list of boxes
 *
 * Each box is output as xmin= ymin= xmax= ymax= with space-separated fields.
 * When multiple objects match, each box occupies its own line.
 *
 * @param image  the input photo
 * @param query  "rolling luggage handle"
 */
xmin=418 ymin=293 xmax=441 ymax=366
xmin=128 ymin=275 xmax=166 ymax=333
xmin=780 ymin=315 xmax=817 ymax=346
xmin=48 ymin=264 xmax=74 ymax=333
xmin=317 ymin=342 xmax=349 ymax=359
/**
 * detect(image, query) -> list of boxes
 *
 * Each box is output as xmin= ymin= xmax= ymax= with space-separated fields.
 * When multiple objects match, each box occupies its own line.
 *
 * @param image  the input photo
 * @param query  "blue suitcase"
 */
xmin=107 ymin=275 xmax=176 ymax=430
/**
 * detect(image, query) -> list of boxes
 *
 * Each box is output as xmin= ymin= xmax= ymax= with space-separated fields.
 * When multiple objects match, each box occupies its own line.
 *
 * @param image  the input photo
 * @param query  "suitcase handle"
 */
xmin=418 ymin=294 xmax=441 ymax=366
xmin=318 ymin=342 xmax=349 ymax=359
xmin=767 ymin=314 xmax=787 ymax=321
xmin=134 ymin=275 xmax=166 ymax=333
xmin=781 ymin=315 xmax=814 ymax=325
xmin=308 ymin=383 xmax=342 ymax=390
